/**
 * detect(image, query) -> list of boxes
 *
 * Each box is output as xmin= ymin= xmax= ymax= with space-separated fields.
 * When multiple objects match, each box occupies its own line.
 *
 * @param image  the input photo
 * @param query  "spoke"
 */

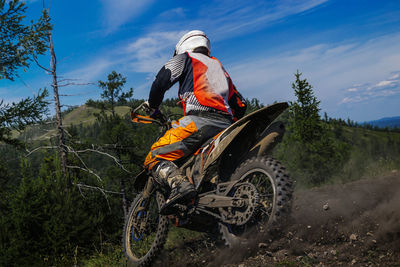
xmin=259 ymin=193 xmax=273 ymax=197
xmin=259 ymin=207 xmax=271 ymax=218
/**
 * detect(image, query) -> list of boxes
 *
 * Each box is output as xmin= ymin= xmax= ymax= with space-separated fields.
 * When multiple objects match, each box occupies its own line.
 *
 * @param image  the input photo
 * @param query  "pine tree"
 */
xmin=288 ymin=70 xmax=322 ymax=143
xmin=0 ymin=89 xmax=49 ymax=146
xmin=98 ymin=71 xmax=133 ymax=117
xmin=0 ymin=0 xmax=51 ymax=80
xmin=276 ymin=71 xmax=350 ymax=185
xmin=96 ymin=71 xmax=134 ymax=216
xmin=0 ymin=0 xmax=51 ymax=146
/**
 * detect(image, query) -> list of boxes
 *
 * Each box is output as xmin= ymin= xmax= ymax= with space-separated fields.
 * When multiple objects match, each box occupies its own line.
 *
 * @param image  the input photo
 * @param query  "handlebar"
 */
xmin=130 ymin=102 xmax=169 ymax=126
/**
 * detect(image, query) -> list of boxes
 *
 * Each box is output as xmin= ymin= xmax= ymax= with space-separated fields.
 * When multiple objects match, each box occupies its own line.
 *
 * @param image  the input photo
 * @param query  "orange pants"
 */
xmin=144 ymin=115 xmax=231 ymax=170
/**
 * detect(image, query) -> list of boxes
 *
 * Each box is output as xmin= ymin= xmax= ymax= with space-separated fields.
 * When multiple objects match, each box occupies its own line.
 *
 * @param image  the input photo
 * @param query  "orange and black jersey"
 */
xmin=149 ymin=51 xmax=247 ymax=121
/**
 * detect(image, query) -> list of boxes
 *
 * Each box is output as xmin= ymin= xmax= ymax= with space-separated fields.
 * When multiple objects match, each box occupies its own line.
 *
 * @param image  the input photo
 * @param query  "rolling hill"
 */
xmin=364 ymin=116 xmax=400 ymax=128
xmin=15 ymin=105 xmax=131 ymax=140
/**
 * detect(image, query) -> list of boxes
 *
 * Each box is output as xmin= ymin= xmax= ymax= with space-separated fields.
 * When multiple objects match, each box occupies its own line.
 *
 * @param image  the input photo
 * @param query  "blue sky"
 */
xmin=1 ymin=0 xmax=400 ymax=121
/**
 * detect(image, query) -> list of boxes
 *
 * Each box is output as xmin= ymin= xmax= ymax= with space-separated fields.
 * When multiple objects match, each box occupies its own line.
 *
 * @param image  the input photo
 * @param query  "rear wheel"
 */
xmin=219 ymin=156 xmax=293 ymax=247
xmin=123 ymin=191 xmax=169 ymax=266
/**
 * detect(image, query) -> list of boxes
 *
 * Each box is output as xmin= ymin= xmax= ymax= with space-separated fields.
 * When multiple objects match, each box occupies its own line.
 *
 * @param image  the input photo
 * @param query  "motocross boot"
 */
xmin=152 ymin=161 xmax=197 ymax=215
xmin=160 ymin=174 xmax=197 ymax=215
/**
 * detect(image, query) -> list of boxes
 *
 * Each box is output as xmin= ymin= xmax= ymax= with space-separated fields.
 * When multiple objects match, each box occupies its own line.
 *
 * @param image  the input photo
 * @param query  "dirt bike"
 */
xmin=123 ymin=102 xmax=293 ymax=266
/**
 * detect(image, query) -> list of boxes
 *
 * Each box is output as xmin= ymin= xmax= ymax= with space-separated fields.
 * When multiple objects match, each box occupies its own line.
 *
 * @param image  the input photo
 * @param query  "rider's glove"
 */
xmin=142 ymin=101 xmax=156 ymax=115
xmin=149 ymin=108 xmax=162 ymax=119
xmin=142 ymin=101 xmax=153 ymax=113
xmin=143 ymin=101 xmax=162 ymax=120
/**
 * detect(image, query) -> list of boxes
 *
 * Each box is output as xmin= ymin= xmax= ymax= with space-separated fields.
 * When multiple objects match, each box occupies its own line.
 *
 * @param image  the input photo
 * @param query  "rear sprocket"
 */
xmin=218 ymin=182 xmax=259 ymax=226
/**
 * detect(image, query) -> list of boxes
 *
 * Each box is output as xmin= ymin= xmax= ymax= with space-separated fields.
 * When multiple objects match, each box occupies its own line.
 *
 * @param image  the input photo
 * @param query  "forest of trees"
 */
xmin=1 ymin=1 xmax=400 ymax=265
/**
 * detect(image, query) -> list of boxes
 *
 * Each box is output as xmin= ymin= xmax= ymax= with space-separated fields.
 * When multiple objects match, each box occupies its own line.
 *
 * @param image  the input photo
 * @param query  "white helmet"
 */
xmin=174 ymin=30 xmax=210 ymax=56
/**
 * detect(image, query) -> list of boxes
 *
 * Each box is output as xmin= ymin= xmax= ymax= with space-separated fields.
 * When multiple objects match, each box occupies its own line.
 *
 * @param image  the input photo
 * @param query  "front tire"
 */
xmin=123 ymin=191 xmax=169 ymax=266
xmin=219 ymin=156 xmax=293 ymax=247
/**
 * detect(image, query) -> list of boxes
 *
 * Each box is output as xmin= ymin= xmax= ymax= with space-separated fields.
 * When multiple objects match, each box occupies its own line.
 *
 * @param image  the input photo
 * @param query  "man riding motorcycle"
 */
xmin=143 ymin=30 xmax=247 ymax=214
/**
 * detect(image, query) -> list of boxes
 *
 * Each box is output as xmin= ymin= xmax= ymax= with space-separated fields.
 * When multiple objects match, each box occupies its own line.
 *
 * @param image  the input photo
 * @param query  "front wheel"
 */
xmin=219 ymin=156 xmax=293 ymax=247
xmin=123 ymin=191 xmax=169 ymax=266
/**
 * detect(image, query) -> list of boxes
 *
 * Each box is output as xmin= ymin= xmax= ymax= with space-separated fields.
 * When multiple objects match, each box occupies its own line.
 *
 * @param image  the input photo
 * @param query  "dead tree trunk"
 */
xmin=117 ymin=149 xmax=128 ymax=218
xmin=49 ymin=33 xmax=68 ymax=178
xmin=120 ymin=178 xmax=128 ymax=218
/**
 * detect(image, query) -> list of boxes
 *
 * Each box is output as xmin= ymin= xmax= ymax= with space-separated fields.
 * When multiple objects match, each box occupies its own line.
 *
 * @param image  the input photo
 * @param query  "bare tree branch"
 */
xmin=60 ymin=104 xmax=78 ymax=108
xmin=66 ymin=165 xmax=102 ymax=182
xmin=71 ymin=145 xmax=132 ymax=173
xmin=73 ymin=183 xmax=113 ymax=211
xmin=76 ymin=184 xmax=86 ymax=199
xmin=57 ymin=53 xmax=75 ymax=65
xmin=59 ymin=91 xmax=95 ymax=96
xmin=33 ymin=56 xmax=52 ymax=73
xmin=64 ymin=144 xmax=102 ymax=181
xmin=58 ymin=82 xmax=95 ymax=88
xmin=57 ymin=78 xmax=80 ymax=83
xmin=25 ymin=145 xmax=58 ymax=157
xmin=32 ymin=120 xmax=57 ymax=125
xmin=74 ymin=183 xmax=124 ymax=195
xmin=17 ymin=75 xmax=39 ymax=95
xmin=62 ymin=127 xmax=73 ymax=138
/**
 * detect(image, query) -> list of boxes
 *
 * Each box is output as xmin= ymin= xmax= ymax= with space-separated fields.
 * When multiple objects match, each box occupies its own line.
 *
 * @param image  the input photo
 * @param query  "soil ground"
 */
xmin=154 ymin=171 xmax=400 ymax=266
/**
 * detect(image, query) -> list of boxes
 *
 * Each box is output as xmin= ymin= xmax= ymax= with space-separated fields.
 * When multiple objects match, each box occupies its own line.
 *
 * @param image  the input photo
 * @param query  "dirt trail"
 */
xmin=157 ymin=172 xmax=400 ymax=266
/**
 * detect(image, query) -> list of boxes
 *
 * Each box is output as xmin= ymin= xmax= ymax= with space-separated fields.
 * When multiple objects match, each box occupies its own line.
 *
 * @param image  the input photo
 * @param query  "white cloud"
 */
xmin=325 ymin=44 xmax=357 ymax=55
xmin=64 ymin=58 xmax=113 ymax=83
xmin=153 ymin=0 xmax=329 ymax=42
xmin=100 ymin=0 xmax=155 ymax=33
xmin=340 ymin=96 xmax=368 ymax=104
xmin=226 ymin=33 xmax=400 ymax=111
xmin=159 ymin=7 xmax=185 ymax=19
xmin=57 ymin=30 xmax=186 ymax=102
xmin=376 ymin=80 xmax=394 ymax=87
xmin=210 ymin=0 xmax=328 ymax=39
xmin=390 ymin=73 xmax=399 ymax=79
xmin=342 ymin=71 xmax=400 ymax=104
xmin=123 ymin=31 xmax=187 ymax=73
xmin=58 ymin=31 xmax=182 ymax=92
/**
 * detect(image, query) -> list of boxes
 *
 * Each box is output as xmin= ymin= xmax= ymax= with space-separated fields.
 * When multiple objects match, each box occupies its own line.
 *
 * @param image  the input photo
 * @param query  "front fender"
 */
xmin=133 ymin=170 xmax=148 ymax=191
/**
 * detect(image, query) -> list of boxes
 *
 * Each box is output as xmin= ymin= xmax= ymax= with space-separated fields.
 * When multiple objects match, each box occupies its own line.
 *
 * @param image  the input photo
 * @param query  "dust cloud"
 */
xmin=156 ymin=172 xmax=400 ymax=266
xmin=213 ymin=172 xmax=400 ymax=266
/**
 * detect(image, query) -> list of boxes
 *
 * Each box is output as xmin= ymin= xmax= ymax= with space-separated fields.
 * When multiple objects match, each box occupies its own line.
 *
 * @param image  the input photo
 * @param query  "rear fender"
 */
xmin=203 ymin=102 xmax=288 ymax=171
xmin=248 ymin=121 xmax=285 ymax=157
xmin=202 ymin=121 xmax=250 ymax=171
xmin=205 ymin=102 xmax=288 ymax=181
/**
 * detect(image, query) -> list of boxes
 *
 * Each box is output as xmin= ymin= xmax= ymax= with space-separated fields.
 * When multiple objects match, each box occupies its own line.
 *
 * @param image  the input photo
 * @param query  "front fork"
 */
xmin=142 ymin=177 xmax=155 ymax=200
xmin=136 ymin=178 xmax=155 ymax=233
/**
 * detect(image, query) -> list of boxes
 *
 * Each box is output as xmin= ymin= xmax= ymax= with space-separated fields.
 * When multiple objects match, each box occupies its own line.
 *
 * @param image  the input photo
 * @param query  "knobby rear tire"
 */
xmin=219 ymin=156 xmax=293 ymax=247
xmin=123 ymin=191 xmax=169 ymax=266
